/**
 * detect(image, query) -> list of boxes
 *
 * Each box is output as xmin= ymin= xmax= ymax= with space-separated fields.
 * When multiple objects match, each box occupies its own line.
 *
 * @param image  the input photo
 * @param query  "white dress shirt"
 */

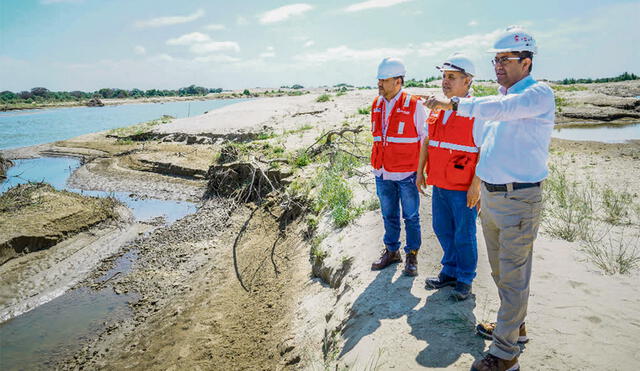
xmin=456 ymin=75 xmax=555 ymax=184
xmin=373 ymin=89 xmax=428 ymax=181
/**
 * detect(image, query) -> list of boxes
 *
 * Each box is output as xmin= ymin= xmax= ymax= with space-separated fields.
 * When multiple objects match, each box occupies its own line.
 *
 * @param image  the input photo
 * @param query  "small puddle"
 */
xmin=0 ymin=157 xmax=198 ymax=369
xmin=552 ymin=123 xmax=640 ymax=143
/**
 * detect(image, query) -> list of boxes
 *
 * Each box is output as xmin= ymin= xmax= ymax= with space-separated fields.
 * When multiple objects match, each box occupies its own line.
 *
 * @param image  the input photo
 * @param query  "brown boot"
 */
xmin=470 ymin=354 xmax=519 ymax=371
xmin=403 ymin=250 xmax=418 ymax=276
xmin=371 ymin=248 xmax=401 ymax=270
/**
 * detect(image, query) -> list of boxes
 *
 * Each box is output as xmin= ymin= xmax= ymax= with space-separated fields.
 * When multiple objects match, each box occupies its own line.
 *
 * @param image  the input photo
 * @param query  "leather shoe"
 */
xmin=452 ymin=281 xmax=472 ymax=301
xmin=425 ymin=273 xmax=457 ymax=289
xmin=403 ymin=250 xmax=418 ymax=276
xmin=371 ymin=248 xmax=401 ymax=270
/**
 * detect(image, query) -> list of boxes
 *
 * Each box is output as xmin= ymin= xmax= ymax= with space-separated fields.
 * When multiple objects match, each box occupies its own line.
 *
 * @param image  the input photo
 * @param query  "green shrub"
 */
xmin=316 ymin=94 xmax=331 ymax=102
xmin=357 ymin=106 xmax=371 ymax=115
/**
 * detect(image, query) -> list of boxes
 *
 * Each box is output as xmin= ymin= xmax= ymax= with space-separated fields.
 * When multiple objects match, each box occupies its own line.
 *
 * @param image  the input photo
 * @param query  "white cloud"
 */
xmin=133 ymin=46 xmax=146 ymax=55
xmin=260 ymin=52 xmax=276 ymax=58
xmin=295 ymin=45 xmax=411 ymax=64
xmin=204 ymin=24 xmax=226 ymax=31
xmin=417 ymin=29 xmax=503 ymax=57
xmin=344 ymin=0 xmax=413 ymax=12
xmin=194 ymin=55 xmax=241 ymax=63
xmin=166 ymin=32 xmax=211 ymax=46
xmin=259 ymin=4 xmax=314 ymax=24
xmin=135 ymin=9 xmax=205 ymax=28
xmin=304 ymin=40 xmax=315 ymax=47
xmin=189 ymin=41 xmax=240 ymax=54
xmin=468 ymin=20 xmax=478 ymax=26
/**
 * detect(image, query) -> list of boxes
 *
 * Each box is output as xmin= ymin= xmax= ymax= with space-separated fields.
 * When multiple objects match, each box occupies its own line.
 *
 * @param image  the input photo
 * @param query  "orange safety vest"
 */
xmin=370 ymin=91 xmax=421 ymax=173
xmin=425 ymin=109 xmax=479 ymax=191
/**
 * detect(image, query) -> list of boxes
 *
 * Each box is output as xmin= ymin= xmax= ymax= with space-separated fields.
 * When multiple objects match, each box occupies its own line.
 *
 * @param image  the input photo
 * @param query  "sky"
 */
xmin=1 ymin=0 xmax=639 ymax=91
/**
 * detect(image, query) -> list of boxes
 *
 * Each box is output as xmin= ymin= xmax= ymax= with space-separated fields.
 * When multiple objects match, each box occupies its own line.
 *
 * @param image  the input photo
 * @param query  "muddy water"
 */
xmin=0 ymin=252 xmax=137 ymax=371
xmin=1 ymin=157 xmax=197 ymax=222
xmin=553 ymin=122 xmax=640 ymax=142
xmin=0 ymin=158 xmax=197 ymax=369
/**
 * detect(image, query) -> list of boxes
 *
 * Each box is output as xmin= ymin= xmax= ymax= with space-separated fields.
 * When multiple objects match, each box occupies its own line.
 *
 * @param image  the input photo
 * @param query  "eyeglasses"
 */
xmin=491 ymin=57 xmax=521 ymax=66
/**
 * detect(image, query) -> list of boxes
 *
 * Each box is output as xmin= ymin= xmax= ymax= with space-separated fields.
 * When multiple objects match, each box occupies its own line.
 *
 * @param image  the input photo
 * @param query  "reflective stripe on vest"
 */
xmin=387 ymin=136 xmax=420 ymax=143
xmin=373 ymin=136 xmax=383 ymax=142
xmin=429 ymin=139 xmax=479 ymax=153
xmin=404 ymin=94 xmax=411 ymax=107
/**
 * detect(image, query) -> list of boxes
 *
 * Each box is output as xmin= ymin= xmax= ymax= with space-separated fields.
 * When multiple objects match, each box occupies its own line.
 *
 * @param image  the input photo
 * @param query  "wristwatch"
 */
xmin=450 ymin=96 xmax=460 ymax=111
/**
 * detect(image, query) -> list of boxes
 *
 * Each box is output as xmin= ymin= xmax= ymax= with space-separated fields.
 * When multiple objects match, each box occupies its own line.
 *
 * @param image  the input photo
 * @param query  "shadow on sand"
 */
xmin=339 ymin=265 xmax=486 ymax=368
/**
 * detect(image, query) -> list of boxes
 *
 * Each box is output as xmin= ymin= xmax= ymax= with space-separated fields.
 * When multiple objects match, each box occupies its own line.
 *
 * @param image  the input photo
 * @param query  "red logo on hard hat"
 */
xmin=514 ymin=35 xmax=520 ymax=41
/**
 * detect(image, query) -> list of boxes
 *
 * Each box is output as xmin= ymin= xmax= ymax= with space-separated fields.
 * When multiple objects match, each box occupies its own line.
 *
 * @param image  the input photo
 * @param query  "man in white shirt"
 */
xmin=424 ymin=26 xmax=555 ymax=371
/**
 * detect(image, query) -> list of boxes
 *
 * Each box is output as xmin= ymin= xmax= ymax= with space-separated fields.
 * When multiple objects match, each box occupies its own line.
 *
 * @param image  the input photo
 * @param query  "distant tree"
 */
xmin=69 ymin=91 xmax=85 ymax=99
xmin=98 ymin=88 xmax=115 ymax=99
xmin=130 ymin=88 xmax=144 ymax=98
xmin=114 ymin=89 xmax=128 ymax=99
xmin=291 ymin=84 xmax=304 ymax=89
xmin=209 ymin=88 xmax=223 ymax=93
xmin=0 ymin=91 xmax=17 ymax=102
xmin=18 ymin=91 xmax=32 ymax=99
xmin=243 ymin=89 xmax=251 ymax=96
xmin=30 ymin=87 xmax=50 ymax=98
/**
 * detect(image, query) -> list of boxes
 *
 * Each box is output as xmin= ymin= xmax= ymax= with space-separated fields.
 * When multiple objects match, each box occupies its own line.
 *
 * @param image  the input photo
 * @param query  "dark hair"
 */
xmin=517 ymin=51 xmax=533 ymax=73
xmin=396 ymin=76 xmax=405 ymax=85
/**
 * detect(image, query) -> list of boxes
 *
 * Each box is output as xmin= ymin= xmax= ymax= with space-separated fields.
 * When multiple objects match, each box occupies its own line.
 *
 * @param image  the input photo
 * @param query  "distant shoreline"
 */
xmin=0 ymin=93 xmax=254 ymax=112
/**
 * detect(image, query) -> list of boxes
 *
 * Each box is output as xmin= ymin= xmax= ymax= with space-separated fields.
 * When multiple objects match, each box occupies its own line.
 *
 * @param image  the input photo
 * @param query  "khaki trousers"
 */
xmin=480 ymin=183 xmax=543 ymax=360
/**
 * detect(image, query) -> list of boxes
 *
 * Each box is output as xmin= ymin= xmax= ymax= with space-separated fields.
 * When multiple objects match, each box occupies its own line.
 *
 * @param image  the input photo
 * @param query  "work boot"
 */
xmin=476 ymin=322 xmax=528 ymax=343
xmin=371 ymin=248 xmax=401 ymax=270
xmin=452 ymin=281 xmax=472 ymax=301
xmin=425 ymin=273 xmax=457 ymax=289
xmin=403 ymin=250 xmax=418 ymax=276
xmin=470 ymin=354 xmax=519 ymax=371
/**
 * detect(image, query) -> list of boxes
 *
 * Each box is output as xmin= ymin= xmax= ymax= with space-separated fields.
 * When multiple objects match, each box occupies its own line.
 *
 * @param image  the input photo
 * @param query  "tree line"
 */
xmin=557 ymin=72 xmax=638 ymax=85
xmin=0 ymin=85 xmax=224 ymax=104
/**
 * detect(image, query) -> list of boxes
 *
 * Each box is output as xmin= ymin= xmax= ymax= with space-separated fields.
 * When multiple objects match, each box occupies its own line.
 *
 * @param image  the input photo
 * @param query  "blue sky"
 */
xmin=1 ymin=0 xmax=639 ymax=91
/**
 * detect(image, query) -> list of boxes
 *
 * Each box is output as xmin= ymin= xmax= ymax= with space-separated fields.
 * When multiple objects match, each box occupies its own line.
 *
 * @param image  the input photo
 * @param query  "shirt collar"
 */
xmin=499 ymin=75 xmax=536 ymax=95
xmin=383 ymin=89 xmax=403 ymax=104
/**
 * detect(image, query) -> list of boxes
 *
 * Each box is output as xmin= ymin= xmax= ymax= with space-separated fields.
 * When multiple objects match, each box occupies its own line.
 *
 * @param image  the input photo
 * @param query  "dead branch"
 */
xmin=304 ymin=125 xmax=365 ymax=157
xmin=292 ymin=109 xmax=327 ymax=117
xmin=232 ymin=206 xmax=259 ymax=292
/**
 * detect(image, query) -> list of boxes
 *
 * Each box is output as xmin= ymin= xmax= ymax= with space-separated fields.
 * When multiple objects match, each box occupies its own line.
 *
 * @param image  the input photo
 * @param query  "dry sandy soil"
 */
xmin=1 ymin=82 xmax=639 ymax=370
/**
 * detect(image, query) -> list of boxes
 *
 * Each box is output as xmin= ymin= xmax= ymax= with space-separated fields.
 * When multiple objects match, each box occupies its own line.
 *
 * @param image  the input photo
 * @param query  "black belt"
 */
xmin=483 ymin=181 xmax=540 ymax=192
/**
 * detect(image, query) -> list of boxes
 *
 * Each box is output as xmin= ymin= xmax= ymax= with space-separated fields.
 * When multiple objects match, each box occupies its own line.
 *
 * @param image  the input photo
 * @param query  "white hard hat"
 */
xmin=377 ymin=57 xmax=406 ymax=79
xmin=488 ymin=25 xmax=538 ymax=54
xmin=436 ymin=52 xmax=476 ymax=77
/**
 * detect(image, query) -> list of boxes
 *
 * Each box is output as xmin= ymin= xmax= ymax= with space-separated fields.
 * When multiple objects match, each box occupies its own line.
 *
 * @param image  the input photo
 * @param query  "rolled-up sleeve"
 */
xmin=457 ymin=84 xmax=555 ymax=122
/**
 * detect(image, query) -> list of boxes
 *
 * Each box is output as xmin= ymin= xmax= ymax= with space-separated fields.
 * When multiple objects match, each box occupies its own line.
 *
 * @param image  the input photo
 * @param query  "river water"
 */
xmin=0 ymin=98 xmax=247 ymax=150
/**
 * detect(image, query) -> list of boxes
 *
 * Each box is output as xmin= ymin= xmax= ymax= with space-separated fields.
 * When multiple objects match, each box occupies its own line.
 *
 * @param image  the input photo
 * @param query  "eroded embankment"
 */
xmin=0 ymin=183 xmax=120 ymax=264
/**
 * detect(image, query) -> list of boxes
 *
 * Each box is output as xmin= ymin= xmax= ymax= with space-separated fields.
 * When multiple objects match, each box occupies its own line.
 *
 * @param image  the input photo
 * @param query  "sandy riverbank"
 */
xmin=1 ymin=82 xmax=639 ymax=370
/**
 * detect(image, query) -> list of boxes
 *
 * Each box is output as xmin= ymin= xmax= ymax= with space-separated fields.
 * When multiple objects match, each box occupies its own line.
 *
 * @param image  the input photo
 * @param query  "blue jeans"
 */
xmin=432 ymin=186 xmax=478 ymax=285
xmin=375 ymin=174 xmax=421 ymax=253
